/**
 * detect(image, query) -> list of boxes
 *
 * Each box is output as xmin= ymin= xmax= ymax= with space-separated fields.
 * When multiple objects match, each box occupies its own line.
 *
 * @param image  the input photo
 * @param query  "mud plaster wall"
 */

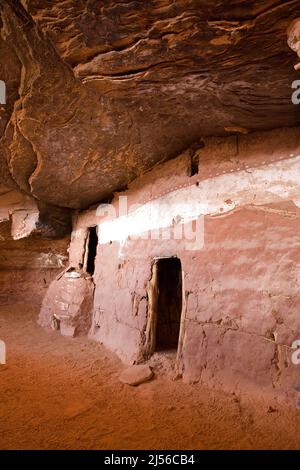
xmin=70 ymin=127 xmax=300 ymax=395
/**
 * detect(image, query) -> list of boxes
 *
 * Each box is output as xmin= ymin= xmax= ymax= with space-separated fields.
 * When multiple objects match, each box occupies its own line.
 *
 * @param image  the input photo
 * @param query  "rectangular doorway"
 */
xmin=154 ymin=257 xmax=183 ymax=352
xmin=85 ymin=226 xmax=98 ymax=275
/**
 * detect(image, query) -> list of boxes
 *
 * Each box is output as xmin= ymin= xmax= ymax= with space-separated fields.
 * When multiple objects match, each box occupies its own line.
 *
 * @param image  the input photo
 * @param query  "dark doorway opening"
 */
xmin=86 ymin=226 xmax=98 ymax=275
xmin=155 ymin=257 xmax=182 ymax=351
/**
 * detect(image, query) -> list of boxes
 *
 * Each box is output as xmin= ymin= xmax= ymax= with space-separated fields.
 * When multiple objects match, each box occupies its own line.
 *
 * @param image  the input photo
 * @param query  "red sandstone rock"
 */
xmin=1 ymin=0 xmax=300 ymax=410
xmin=0 ymin=1 xmax=300 ymax=214
xmin=119 ymin=365 xmax=154 ymax=386
xmin=0 ymin=186 xmax=70 ymax=305
xmin=39 ymin=272 xmax=94 ymax=337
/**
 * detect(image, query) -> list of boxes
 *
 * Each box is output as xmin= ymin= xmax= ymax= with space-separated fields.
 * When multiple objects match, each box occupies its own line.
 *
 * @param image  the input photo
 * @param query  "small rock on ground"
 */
xmin=119 ymin=365 xmax=154 ymax=386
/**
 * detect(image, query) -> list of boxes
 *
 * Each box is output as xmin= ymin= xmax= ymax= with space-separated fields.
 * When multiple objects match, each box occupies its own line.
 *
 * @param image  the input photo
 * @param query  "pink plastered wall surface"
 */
xmin=68 ymin=127 xmax=300 ymax=397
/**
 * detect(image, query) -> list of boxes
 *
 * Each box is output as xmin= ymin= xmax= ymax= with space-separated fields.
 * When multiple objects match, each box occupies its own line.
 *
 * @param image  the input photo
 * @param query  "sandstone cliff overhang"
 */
xmin=0 ymin=0 xmax=300 ymax=223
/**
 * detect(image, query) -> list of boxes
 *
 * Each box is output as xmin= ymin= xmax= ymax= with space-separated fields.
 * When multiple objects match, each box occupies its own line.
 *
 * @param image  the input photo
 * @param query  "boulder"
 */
xmin=119 ymin=365 xmax=154 ymax=386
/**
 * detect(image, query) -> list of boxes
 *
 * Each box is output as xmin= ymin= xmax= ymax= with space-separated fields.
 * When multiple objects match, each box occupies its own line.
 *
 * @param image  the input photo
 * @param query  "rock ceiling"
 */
xmin=0 ymin=0 xmax=300 ymax=217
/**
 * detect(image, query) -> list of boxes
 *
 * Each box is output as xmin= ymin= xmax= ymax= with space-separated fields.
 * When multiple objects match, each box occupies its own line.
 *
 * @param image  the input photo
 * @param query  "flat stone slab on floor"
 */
xmin=119 ymin=365 xmax=154 ymax=386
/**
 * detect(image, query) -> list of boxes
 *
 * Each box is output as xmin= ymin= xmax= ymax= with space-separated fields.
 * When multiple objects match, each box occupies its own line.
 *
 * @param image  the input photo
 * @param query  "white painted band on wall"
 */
xmin=96 ymin=155 xmax=300 ymax=247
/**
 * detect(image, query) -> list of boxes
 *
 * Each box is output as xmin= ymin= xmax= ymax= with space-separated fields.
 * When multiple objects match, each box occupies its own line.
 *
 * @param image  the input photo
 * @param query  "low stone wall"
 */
xmin=0 ymin=216 xmax=70 ymax=306
xmin=0 ymin=269 xmax=63 ymax=306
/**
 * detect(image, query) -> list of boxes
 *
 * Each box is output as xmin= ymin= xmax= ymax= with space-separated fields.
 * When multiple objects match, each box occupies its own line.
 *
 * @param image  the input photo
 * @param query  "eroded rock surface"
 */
xmin=0 ymin=1 xmax=300 ymax=212
xmin=0 ymin=184 xmax=71 ymax=239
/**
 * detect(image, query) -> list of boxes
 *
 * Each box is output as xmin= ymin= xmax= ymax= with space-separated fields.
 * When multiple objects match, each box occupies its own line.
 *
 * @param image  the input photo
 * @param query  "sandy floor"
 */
xmin=0 ymin=303 xmax=299 ymax=450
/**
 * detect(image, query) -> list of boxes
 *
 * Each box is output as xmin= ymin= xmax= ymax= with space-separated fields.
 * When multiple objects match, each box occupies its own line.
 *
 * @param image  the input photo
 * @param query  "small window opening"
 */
xmin=190 ymin=154 xmax=199 ymax=176
xmin=188 ymin=141 xmax=204 ymax=176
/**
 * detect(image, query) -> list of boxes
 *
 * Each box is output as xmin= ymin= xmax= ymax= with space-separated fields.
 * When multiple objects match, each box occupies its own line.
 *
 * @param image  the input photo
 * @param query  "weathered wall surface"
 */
xmin=68 ymin=127 xmax=300 ymax=397
xmin=39 ymin=273 xmax=94 ymax=337
xmin=0 ymin=269 xmax=64 ymax=306
xmin=0 ymin=185 xmax=39 ymax=240
xmin=0 ymin=186 xmax=70 ymax=305
xmin=0 ymin=236 xmax=69 ymax=306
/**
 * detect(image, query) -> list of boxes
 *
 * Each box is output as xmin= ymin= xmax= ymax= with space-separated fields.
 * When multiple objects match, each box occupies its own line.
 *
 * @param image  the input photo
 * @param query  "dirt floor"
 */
xmin=0 ymin=303 xmax=299 ymax=450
